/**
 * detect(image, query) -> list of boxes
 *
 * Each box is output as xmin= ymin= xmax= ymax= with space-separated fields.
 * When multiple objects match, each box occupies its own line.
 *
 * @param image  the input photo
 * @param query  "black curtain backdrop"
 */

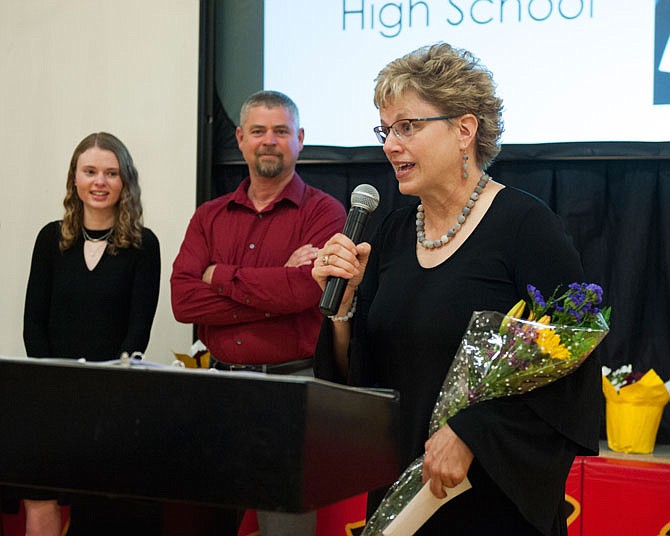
xmin=210 ymin=94 xmax=670 ymax=443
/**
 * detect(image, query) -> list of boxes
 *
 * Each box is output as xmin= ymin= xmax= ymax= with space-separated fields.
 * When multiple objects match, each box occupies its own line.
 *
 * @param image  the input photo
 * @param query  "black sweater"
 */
xmin=23 ymin=221 xmax=161 ymax=360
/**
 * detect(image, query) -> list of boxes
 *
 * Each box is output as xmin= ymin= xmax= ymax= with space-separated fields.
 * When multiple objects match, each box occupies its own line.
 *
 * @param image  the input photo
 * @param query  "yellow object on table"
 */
xmin=173 ymin=350 xmax=210 ymax=369
xmin=602 ymin=369 xmax=670 ymax=454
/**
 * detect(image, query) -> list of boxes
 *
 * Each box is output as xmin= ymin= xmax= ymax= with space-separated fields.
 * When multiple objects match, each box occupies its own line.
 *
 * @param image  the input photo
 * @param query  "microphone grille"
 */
xmin=350 ymin=184 xmax=380 ymax=213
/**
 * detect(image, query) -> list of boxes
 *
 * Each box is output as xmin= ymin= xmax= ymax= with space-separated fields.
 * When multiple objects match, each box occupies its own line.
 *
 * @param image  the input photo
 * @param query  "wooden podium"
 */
xmin=0 ymin=356 xmax=400 ymax=513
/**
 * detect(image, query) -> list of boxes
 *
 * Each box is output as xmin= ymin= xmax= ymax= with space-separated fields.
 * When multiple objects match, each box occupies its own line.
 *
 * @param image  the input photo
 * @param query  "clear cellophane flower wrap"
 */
xmin=362 ymin=304 xmax=609 ymax=536
xmin=602 ymin=369 xmax=670 ymax=454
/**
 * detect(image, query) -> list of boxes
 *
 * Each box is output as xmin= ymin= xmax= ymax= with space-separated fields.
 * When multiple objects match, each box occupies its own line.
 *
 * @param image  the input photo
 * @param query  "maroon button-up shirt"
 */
xmin=171 ymin=174 xmax=346 ymax=364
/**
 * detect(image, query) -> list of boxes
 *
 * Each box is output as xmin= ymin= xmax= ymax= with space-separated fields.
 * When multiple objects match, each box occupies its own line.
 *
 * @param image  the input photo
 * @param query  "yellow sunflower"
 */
xmin=535 ymin=328 xmax=570 ymax=360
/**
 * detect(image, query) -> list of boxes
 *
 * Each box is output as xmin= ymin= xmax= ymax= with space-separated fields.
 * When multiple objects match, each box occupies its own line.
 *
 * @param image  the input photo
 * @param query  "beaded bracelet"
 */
xmin=329 ymin=293 xmax=358 ymax=322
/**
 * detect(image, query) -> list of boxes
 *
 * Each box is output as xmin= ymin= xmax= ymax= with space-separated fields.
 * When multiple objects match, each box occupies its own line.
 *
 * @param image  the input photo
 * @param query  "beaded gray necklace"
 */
xmin=416 ymin=173 xmax=490 ymax=249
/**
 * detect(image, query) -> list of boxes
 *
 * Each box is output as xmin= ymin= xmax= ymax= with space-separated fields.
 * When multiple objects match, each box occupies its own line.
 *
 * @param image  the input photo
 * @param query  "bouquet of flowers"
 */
xmin=362 ymin=282 xmax=610 ymax=536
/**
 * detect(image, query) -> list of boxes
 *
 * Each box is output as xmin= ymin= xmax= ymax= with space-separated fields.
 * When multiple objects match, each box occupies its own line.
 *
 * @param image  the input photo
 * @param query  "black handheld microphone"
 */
xmin=319 ymin=184 xmax=380 ymax=316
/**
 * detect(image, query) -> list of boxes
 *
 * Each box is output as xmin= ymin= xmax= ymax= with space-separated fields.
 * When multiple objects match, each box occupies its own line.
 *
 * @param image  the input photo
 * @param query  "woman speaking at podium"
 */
xmin=312 ymin=43 xmax=601 ymax=535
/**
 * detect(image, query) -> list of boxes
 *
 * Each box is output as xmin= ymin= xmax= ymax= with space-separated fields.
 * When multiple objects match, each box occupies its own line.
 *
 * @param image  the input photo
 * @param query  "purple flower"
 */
xmin=568 ymin=309 xmax=583 ymax=322
xmin=527 ymin=284 xmax=546 ymax=308
xmin=525 ymin=281 xmax=608 ymax=328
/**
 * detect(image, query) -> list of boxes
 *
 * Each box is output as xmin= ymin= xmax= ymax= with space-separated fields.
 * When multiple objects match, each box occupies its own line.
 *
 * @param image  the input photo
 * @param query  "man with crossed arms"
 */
xmin=171 ymin=90 xmax=346 ymax=535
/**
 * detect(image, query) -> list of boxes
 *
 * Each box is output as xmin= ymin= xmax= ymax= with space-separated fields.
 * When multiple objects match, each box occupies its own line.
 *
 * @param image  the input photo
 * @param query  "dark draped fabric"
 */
xmin=211 ymin=96 xmax=670 ymax=442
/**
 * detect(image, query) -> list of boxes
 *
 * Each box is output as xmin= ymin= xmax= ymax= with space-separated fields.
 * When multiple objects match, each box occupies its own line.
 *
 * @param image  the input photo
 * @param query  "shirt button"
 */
xmin=245 ymin=298 xmax=250 ymax=304
xmin=232 ymin=313 xmax=238 ymax=320
xmin=249 ymin=243 xmax=255 ymax=249
xmin=236 ymin=339 xmax=242 ymax=345
xmin=258 ymin=214 xmax=263 ymax=219
xmin=265 ymin=313 xmax=271 ymax=318
xmin=217 ymin=287 xmax=223 ymax=293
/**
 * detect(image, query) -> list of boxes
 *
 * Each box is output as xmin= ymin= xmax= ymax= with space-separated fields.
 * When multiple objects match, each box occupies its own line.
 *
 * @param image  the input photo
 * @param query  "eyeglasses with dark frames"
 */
xmin=373 ymin=115 xmax=460 ymax=144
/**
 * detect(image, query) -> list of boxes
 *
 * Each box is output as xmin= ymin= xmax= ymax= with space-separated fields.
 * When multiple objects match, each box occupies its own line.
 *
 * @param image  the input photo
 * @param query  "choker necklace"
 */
xmin=82 ymin=227 xmax=113 ymax=243
xmin=416 ymin=173 xmax=490 ymax=249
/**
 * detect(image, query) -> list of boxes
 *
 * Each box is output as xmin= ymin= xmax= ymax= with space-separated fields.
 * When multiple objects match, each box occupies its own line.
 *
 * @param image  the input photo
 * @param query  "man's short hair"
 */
xmin=239 ymin=90 xmax=300 ymax=128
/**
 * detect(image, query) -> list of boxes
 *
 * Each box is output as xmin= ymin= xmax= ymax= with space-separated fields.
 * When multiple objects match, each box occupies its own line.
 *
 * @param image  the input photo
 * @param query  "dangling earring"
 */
xmin=462 ymin=151 xmax=469 ymax=180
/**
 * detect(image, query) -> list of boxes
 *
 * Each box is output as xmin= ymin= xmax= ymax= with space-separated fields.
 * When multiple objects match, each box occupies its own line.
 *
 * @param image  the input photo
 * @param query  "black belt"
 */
xmin=210 ymin=356 xmax=313 ymax=375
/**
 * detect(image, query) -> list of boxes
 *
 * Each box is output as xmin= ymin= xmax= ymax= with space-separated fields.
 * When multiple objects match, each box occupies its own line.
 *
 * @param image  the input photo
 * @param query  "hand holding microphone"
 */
xmin=317 ymin=184 xmax=380 ymax=316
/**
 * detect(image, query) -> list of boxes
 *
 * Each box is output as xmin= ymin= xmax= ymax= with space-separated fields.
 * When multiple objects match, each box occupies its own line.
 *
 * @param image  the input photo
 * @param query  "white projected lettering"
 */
xmin=264 ymin=1 xmax=669 ymax=146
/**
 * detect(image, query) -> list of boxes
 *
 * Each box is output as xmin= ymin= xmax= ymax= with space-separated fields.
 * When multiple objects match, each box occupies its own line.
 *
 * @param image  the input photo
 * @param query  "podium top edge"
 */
xmin=0 ymin=355 xmax=398 ymax=400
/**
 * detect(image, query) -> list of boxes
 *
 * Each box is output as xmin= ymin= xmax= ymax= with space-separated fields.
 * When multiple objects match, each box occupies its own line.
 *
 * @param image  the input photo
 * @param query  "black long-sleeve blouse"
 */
xmin=23 ymin=221 xmax=161 ymax=360
xmin=316 ymin=187 xmax=601 ymax=535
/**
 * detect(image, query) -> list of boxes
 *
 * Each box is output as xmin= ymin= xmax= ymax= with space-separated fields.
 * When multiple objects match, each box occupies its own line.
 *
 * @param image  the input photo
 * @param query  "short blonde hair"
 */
xmin=374 ymin=42 xmax=504 ymax=169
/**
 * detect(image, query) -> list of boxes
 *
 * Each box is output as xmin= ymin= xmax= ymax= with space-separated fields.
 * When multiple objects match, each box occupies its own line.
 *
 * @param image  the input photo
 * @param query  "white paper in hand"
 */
xmin=382 ymin=477 xmax=472 ymax=536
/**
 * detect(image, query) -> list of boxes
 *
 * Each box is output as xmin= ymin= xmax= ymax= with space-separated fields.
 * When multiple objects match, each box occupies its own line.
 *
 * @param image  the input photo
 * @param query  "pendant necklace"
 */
xmin=82 ymin=228 xmax=113 ymax=242
xmin=83 ymin=227 xmax=112 ymax=270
